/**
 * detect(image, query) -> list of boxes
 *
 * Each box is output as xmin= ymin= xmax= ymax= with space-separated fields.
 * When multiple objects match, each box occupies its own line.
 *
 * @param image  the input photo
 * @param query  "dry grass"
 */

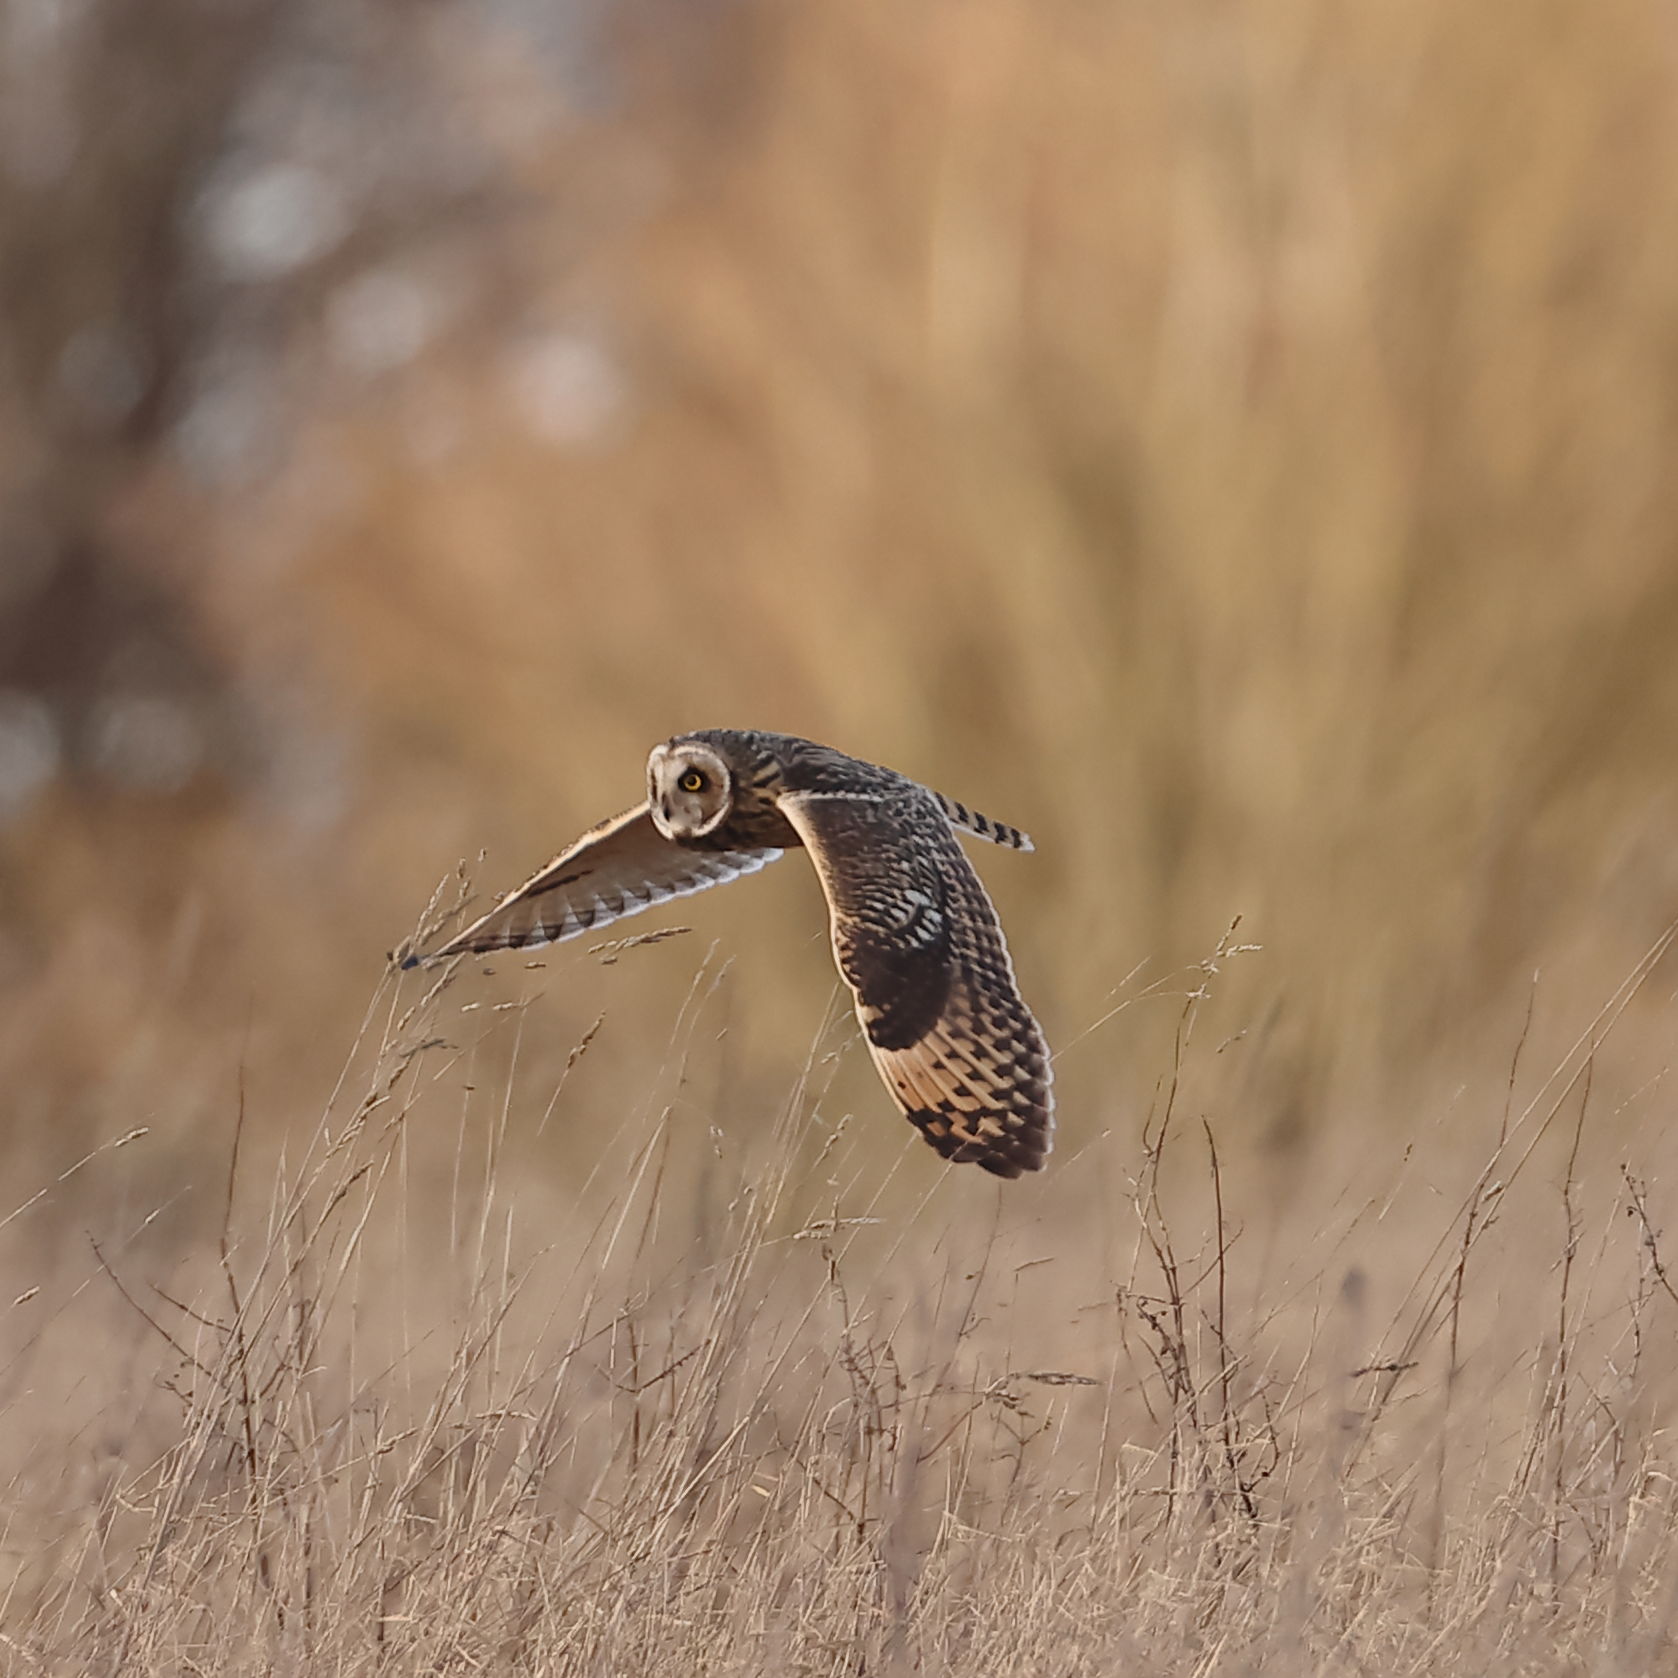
xmin=7 ymin=918 xmax=1678 ymax=1676
xmin=11 ymin=1 xmax=1678 ymax=1670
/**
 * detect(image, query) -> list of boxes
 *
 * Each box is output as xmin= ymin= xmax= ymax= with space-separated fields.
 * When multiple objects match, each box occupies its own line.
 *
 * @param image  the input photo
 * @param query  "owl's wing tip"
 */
xmin=395 ymin=938 xmax=465 ymax=970
xmin=978 ymin=1153 xmax=1043 ymax=1180
xmin=904 ymin=1103 xmax=1052 ymax=1179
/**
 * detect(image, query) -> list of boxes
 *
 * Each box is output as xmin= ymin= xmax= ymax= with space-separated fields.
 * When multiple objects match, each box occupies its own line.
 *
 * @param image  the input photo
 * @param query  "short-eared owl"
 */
xmin=407 ymin=730 xmax=1052 ymax=1177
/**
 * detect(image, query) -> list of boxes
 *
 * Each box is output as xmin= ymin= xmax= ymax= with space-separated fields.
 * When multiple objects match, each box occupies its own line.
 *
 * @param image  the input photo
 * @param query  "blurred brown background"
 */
xmin=5 ymin=0 xmax=1678 ymax=1220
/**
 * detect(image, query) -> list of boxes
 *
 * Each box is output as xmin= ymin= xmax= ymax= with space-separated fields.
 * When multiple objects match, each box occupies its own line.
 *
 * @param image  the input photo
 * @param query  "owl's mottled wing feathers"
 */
xmin=780 ymin=790 xmax=1053 ymax=1178
xmin=416 ymin=803 xmax=782 ymax=962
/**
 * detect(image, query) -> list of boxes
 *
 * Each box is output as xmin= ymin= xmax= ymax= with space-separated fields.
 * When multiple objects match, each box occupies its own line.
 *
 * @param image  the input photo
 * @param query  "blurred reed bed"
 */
xmin=6 ymin=0 xmax=1678 ymax=1218
xmin=5 ymin=928 xmax=1678 ymax=1673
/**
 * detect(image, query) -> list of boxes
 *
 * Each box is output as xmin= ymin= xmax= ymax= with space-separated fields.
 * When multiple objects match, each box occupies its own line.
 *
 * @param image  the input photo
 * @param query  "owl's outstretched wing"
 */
xmin=780 ymin=791 xmax=1052 ymax=1179
xmin=409 ymin=803 xmax=782 ymax=964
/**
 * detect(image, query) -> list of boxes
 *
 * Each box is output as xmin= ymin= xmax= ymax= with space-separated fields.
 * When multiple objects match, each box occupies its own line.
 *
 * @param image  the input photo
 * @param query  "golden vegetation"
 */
xmin=8 ymin=935 xmax=1678 ymax=1672
xmin=7 ymin=0 xmax=1678 ymax=1668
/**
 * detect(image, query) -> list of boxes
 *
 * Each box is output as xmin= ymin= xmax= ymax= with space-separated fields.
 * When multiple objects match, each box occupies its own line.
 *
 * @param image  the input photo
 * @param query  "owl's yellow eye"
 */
xmin=679 ymin=770 xmax=705 ymax=793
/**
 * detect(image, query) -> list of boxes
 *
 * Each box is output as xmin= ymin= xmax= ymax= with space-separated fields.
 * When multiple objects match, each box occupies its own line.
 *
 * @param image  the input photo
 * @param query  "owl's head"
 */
xmin=647 ymin=738 xmax=734 ymax=840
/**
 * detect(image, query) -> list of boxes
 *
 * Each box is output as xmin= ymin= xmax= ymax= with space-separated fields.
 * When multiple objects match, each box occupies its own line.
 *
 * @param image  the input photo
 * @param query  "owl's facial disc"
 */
xmin=648 ymin=741 xmax=733 ymax=840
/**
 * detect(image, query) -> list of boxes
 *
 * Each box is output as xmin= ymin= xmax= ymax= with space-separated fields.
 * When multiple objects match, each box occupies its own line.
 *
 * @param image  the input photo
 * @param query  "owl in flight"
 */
xmin=407 ymin=730 xmax=1052 ymax=1177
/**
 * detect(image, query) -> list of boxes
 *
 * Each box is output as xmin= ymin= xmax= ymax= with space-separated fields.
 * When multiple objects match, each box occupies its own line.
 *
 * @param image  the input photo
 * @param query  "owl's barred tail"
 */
xmin=934 ymin=793 xmax=1034 ymax=852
